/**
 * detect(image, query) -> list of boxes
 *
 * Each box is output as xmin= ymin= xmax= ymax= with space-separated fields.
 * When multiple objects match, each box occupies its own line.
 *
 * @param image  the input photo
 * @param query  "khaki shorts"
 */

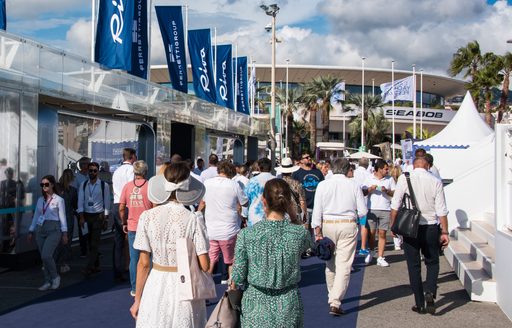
xmin=366 ymin=210 xmax=390 ymax=231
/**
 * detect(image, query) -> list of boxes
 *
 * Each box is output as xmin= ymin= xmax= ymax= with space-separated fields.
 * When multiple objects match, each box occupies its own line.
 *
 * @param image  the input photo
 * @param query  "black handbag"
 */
xmin=391 ymin=172 xmax=421 ymax=239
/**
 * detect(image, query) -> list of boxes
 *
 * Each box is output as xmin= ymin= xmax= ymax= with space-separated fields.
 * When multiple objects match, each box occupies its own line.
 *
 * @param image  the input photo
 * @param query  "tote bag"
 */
xmin=206 ymin=289 xmax=242 ymax=328
xmin=391 ymin=172 xmax=421 ymax=239
xmin=176 ymin=237 xmax=217 ymax=301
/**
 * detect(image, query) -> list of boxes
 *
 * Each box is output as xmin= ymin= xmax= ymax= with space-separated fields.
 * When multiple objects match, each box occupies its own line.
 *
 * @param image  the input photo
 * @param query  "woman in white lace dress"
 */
xmin=129 ymin=162 xmax=209 ymax=327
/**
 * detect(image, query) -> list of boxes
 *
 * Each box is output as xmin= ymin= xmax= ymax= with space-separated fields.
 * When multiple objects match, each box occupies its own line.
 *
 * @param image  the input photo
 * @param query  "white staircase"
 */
xmin=444 ymin=219 xmax=497 ymax=302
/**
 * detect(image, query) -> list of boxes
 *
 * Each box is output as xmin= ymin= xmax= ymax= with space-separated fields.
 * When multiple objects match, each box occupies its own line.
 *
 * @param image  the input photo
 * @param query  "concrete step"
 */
xmin=453 ymin=228 xmax=495 ymax=278
xmin=471 ymin=220 xmax=496 ymax=248
xmin=445 ymin=240 xmax=497 ymax=302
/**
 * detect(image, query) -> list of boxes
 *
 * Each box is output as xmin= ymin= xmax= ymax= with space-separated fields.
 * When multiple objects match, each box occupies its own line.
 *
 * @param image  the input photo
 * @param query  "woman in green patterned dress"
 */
xmin=231 ymin=178 xmax=314 ymax=328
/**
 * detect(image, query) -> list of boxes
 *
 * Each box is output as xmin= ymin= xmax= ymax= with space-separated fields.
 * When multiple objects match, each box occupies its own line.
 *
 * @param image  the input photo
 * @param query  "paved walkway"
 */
xmin=0 ymin=239 xmax=510 ymax=327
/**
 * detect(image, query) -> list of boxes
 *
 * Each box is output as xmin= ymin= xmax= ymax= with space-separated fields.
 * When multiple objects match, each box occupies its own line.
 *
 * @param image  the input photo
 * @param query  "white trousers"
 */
xmin=322 ymin=222 xmax=358 ymax=308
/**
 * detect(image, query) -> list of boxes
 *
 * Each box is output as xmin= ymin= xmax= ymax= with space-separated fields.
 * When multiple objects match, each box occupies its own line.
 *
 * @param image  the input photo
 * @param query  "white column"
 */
xmin=285 ymin=58 xmax=290 ymax=155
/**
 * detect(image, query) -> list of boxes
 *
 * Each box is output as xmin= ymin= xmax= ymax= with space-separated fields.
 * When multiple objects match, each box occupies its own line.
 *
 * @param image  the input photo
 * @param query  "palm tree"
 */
xmin=275 ymin=86 xmax=303 ymax=156
xmin=301 ymin=75 xmax=342 ymax=152
xmin=470 ymin=52 xmax=502 ymax=126
xmin=448 ymin=40 xmax=482 ymax=107
xmin=497 ymin=52 xmax=512 ymax=123
xmin=403 ymin=126 xmax=436 ymax=140
xmin=347 ymin=94 xmax=388 ymax=149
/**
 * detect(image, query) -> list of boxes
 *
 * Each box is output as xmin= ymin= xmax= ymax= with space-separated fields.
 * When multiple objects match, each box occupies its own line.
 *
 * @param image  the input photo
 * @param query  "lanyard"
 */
xmin=42 ymin=196 xmax=54 ymax=215
xmin=89 ymin=182 xmax=97 ymax=199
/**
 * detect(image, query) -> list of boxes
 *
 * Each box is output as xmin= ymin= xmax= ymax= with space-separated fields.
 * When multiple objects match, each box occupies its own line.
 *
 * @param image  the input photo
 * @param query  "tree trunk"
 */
xmin=309 ymin=108 xmax=317 ymax=154
xmin=484 ymin=89 xmax=493 ymax=127
xmin=498 ymin=73 xmax=510 ymax=123
xmin=322 ymin=104 xmax=330 ymax=143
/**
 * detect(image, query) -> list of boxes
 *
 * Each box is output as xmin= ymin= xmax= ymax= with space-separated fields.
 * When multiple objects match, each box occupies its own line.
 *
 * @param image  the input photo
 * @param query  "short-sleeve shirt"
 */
xmin=244 ymin=172 xmax=274 ymax=227
xmin=291 ymin=167 xmax=324 ymax=209
xmin=203 ymin=176 xmax=248 ymax=240
xmin=363 ymin=175 xmax=396 ymax=211
xmin=119 ymin=179 xmax=152 ymax=232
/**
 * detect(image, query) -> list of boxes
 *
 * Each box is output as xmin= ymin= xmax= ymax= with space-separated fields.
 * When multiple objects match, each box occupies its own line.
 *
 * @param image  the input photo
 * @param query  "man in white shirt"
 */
xmin=312 ymin=158 xmax=367 ymax=316
xmin=362 ymin=159 xmax=396 ymax=267
xmin=244 ymin=158 xmax=274 ymax=227
xmin=390 ymin=156 xmax=449 ymax=315
xmin=200 ymin=154 xmax=220 ymax=182
xmin=353 ymin=158 xmax=372 ymax=262
xmin=111 ymin=148 xmax=136 ymax=282
xmin=200 ymin=161 xmax=248 ymax=280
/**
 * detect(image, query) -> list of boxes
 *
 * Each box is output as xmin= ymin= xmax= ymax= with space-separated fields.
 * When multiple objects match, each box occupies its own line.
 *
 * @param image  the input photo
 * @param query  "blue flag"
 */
xmin=216 ymin=45 xmax=234 ymax=109
xmin=188 ymin=29 xmax=216 ymax=103
xmin=0 ymin=0 xmax=5 ymax=30
xmin=155 ymin=6 xmax=188 ymax=93
xmin=129 ymin=0 xmax=148 ymax=79
xmin=235 ymin=56 xmax=250 ymax=115
xmin=95 ymin=0 xmax=134 ymax=70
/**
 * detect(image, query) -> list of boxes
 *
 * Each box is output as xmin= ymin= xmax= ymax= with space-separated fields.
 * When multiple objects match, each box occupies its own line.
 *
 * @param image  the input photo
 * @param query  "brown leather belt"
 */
xmin=323 ymin=218 xmax=357 ymax=224
xmin=152 ymin=263 xmax=178 ymax=272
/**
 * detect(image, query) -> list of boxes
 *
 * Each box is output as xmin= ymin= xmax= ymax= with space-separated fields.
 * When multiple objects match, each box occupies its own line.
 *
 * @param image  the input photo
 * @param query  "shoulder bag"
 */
xmin=176 ymin=237 xmax=217 ymax=301
xmin=391 ymin=172 xmax=421 ymax=239
xmin=206 ymin=289 xmax=243 ymax=328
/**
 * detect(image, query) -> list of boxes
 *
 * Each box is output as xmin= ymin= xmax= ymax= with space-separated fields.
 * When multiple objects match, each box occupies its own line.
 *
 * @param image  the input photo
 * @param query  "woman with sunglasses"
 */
xmin=28 ymin=175 xmax=68 ymax=291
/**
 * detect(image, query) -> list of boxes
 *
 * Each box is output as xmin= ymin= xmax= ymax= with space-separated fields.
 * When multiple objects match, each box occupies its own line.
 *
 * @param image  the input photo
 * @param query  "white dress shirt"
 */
xmin=391 ymin=168 xmax=448 ymax=225
xmin=200 ymin=166 xmax=219 ymax=182
xmin=112 ymin=162 xmax=134 ymax=204
xmin=311 ymin=174 xmax=368 ymax=229
xmin=78 ymin=179 xmax=111 ymax=215
xmin=29 ymin=194 xmax=67 ymax=232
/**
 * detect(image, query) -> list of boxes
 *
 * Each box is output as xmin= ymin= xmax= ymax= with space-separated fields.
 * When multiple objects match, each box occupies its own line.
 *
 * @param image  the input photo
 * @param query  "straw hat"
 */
xmin=276 ymin=157 xmax=300 ymax=174
xmin=148 ymin=174 xmax=205 ymax=205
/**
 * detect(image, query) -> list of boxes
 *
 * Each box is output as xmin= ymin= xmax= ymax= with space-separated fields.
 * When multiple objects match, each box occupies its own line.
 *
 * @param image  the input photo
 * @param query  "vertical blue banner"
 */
xmin=188 ymin=29 xmax=216 ymax=103
xmin=216 ymin=44 xmax=234 ymax=109
xmin=129 ymin=0 xmax=148 ymax=79
xmin=0 ymin=0 xmax=6 ymax=30
xmin=95 ymin=0 xmax=134 ymax=70
xmin=155 ymin=6 xmax=188 ymax=93
xmin=235 ymin=56 xmax=250 ymax=115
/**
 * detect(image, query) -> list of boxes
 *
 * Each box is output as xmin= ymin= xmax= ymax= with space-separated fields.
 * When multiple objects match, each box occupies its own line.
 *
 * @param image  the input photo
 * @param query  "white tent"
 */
xmin=415 ymin=91 xmax=493 ymax=148
xmin=414 ymin=91 xmax=494 ymax=179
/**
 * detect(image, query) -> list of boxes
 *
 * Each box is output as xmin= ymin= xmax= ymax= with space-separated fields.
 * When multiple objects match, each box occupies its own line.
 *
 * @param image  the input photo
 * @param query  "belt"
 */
xmin=152 ymin=263 xmax=178 ymax=272
xmin=323 ymin=218 xmax=357 ymax=224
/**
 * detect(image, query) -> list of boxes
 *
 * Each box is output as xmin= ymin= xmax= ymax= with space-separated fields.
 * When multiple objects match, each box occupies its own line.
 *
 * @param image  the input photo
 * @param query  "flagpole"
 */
xmin=234 ymin=43 xmax=238 ymax=112
xmin=420 ymin=69 xmax=423 ymax=139
xmin=285 ymin=58 xmax=289 ymax=156
xmin=361 ymin=56 xmax=366 ymax=151
xmin=147 ymin=0 xmax=152 ymax=82
xmin=213 ymin=27 xmax=217 ymax=82
xmin=184 ymin=2 xmax=189 ymax=64
xmin=412 ymin=64 xmax=417 ymax=139
xmin=372 ymin=78 xmax=375 ymax=97
xmin=392 ymin=60 xmax=395 ymax=163
xmin=91 ymin=0 xmax=96 ymax=62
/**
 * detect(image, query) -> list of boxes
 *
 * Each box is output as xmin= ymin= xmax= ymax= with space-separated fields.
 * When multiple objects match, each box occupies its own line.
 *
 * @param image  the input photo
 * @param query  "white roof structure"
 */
xmin=415 ymin=91 xmax=493 ymax=148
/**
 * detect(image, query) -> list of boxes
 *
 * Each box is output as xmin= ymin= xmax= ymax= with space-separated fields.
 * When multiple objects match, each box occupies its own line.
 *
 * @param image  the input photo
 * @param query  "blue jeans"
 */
xmin=127 ymin=231 xmax=140 ymax=292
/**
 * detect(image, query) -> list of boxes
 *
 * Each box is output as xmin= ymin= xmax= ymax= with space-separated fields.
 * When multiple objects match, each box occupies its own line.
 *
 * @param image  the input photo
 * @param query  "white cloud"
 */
xmin=65 ymin=19 xmax=92 ymax=59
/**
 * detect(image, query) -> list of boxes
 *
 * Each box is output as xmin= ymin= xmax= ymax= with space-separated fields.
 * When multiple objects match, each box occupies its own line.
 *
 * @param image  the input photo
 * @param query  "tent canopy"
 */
xmin=415 ymin=91 xmax=493 ymax=148
xmin=348 ymin=151 xmax=381 ymax=159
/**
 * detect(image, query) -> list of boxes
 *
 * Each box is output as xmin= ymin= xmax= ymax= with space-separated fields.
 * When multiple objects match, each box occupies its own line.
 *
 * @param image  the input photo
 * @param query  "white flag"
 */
xmin=330 ymin=82 xmax=345 ymax=105
xmin=248 ymin=64 xmax=256 ymax=100
xmin=380 ymin=76 xmax=414 ymax=103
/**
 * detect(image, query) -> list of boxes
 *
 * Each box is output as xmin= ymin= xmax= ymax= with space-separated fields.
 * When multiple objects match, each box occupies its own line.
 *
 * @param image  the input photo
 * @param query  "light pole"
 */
xmin=261 ymin=3 xmax=279 ymax=169
xmin=361 ymin=56 xmax=366 ymax=151
xmin=286 ymin=58 xmax=290 ymax=157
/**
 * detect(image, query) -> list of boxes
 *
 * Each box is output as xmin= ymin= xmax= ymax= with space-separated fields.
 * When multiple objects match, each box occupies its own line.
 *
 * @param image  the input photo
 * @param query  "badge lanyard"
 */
xmin=42 ymin=195 xmax=54 ymax=216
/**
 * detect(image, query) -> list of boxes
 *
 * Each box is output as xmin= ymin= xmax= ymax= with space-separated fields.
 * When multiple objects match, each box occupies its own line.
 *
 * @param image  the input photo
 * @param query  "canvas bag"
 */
xmin=391 ymin=172 xmax=421 ymax=239
xmin=176 ymin=237 xmax=217 ymax=301
xmin=206 ymin=289 xmax=242 ymax=328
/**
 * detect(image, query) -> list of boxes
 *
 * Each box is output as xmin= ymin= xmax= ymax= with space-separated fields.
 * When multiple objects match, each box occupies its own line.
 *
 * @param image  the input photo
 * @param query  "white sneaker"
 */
xmin=221 ymin=279 xmax=229 ymax=285
xmin=364 ymin=251 xmax=373 ymax=265
xmin=60 ymin=264 xmax=71 ymax=273
xmin=394 ymin=246 xmax=401 ymax=251
xmin=38 ymin=282 xmax=51 ymax=291
xmin=50 ymin=276 xmax=61 ymax=289
xmin=377 ymin=257 xmax=390 ymax=267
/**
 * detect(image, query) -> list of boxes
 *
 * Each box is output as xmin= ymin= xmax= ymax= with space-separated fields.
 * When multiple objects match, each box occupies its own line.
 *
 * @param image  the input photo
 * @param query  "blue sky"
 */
xmin=4 ymin=0 xmax=512 ymax=76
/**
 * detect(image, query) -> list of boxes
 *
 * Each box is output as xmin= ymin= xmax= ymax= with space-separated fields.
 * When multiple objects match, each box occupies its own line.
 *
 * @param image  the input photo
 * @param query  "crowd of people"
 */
xmin=26 ymin=146 xmax=449 ymax=327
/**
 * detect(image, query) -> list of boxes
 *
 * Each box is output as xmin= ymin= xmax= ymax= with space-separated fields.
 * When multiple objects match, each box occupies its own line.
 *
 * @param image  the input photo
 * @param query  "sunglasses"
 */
xmin=89 ymin=169 xmax=98 ymax=173
xmin=40 ymin=182 xmax=50 ymax=187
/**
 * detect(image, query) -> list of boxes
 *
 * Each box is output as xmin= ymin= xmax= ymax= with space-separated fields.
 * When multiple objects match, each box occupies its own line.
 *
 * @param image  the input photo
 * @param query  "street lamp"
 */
xmin=361 ymin=56 xmax=366 ymax=151
xmin=285 ymin=58 xmax=290 ymax=157
xmin=261 ymin=3 xmax=279 ymax=169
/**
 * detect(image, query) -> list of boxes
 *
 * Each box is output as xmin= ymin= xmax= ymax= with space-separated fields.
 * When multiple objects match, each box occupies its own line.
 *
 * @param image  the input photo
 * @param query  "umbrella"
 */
xmin=348 ymin=151 xmax=382 ymax=159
